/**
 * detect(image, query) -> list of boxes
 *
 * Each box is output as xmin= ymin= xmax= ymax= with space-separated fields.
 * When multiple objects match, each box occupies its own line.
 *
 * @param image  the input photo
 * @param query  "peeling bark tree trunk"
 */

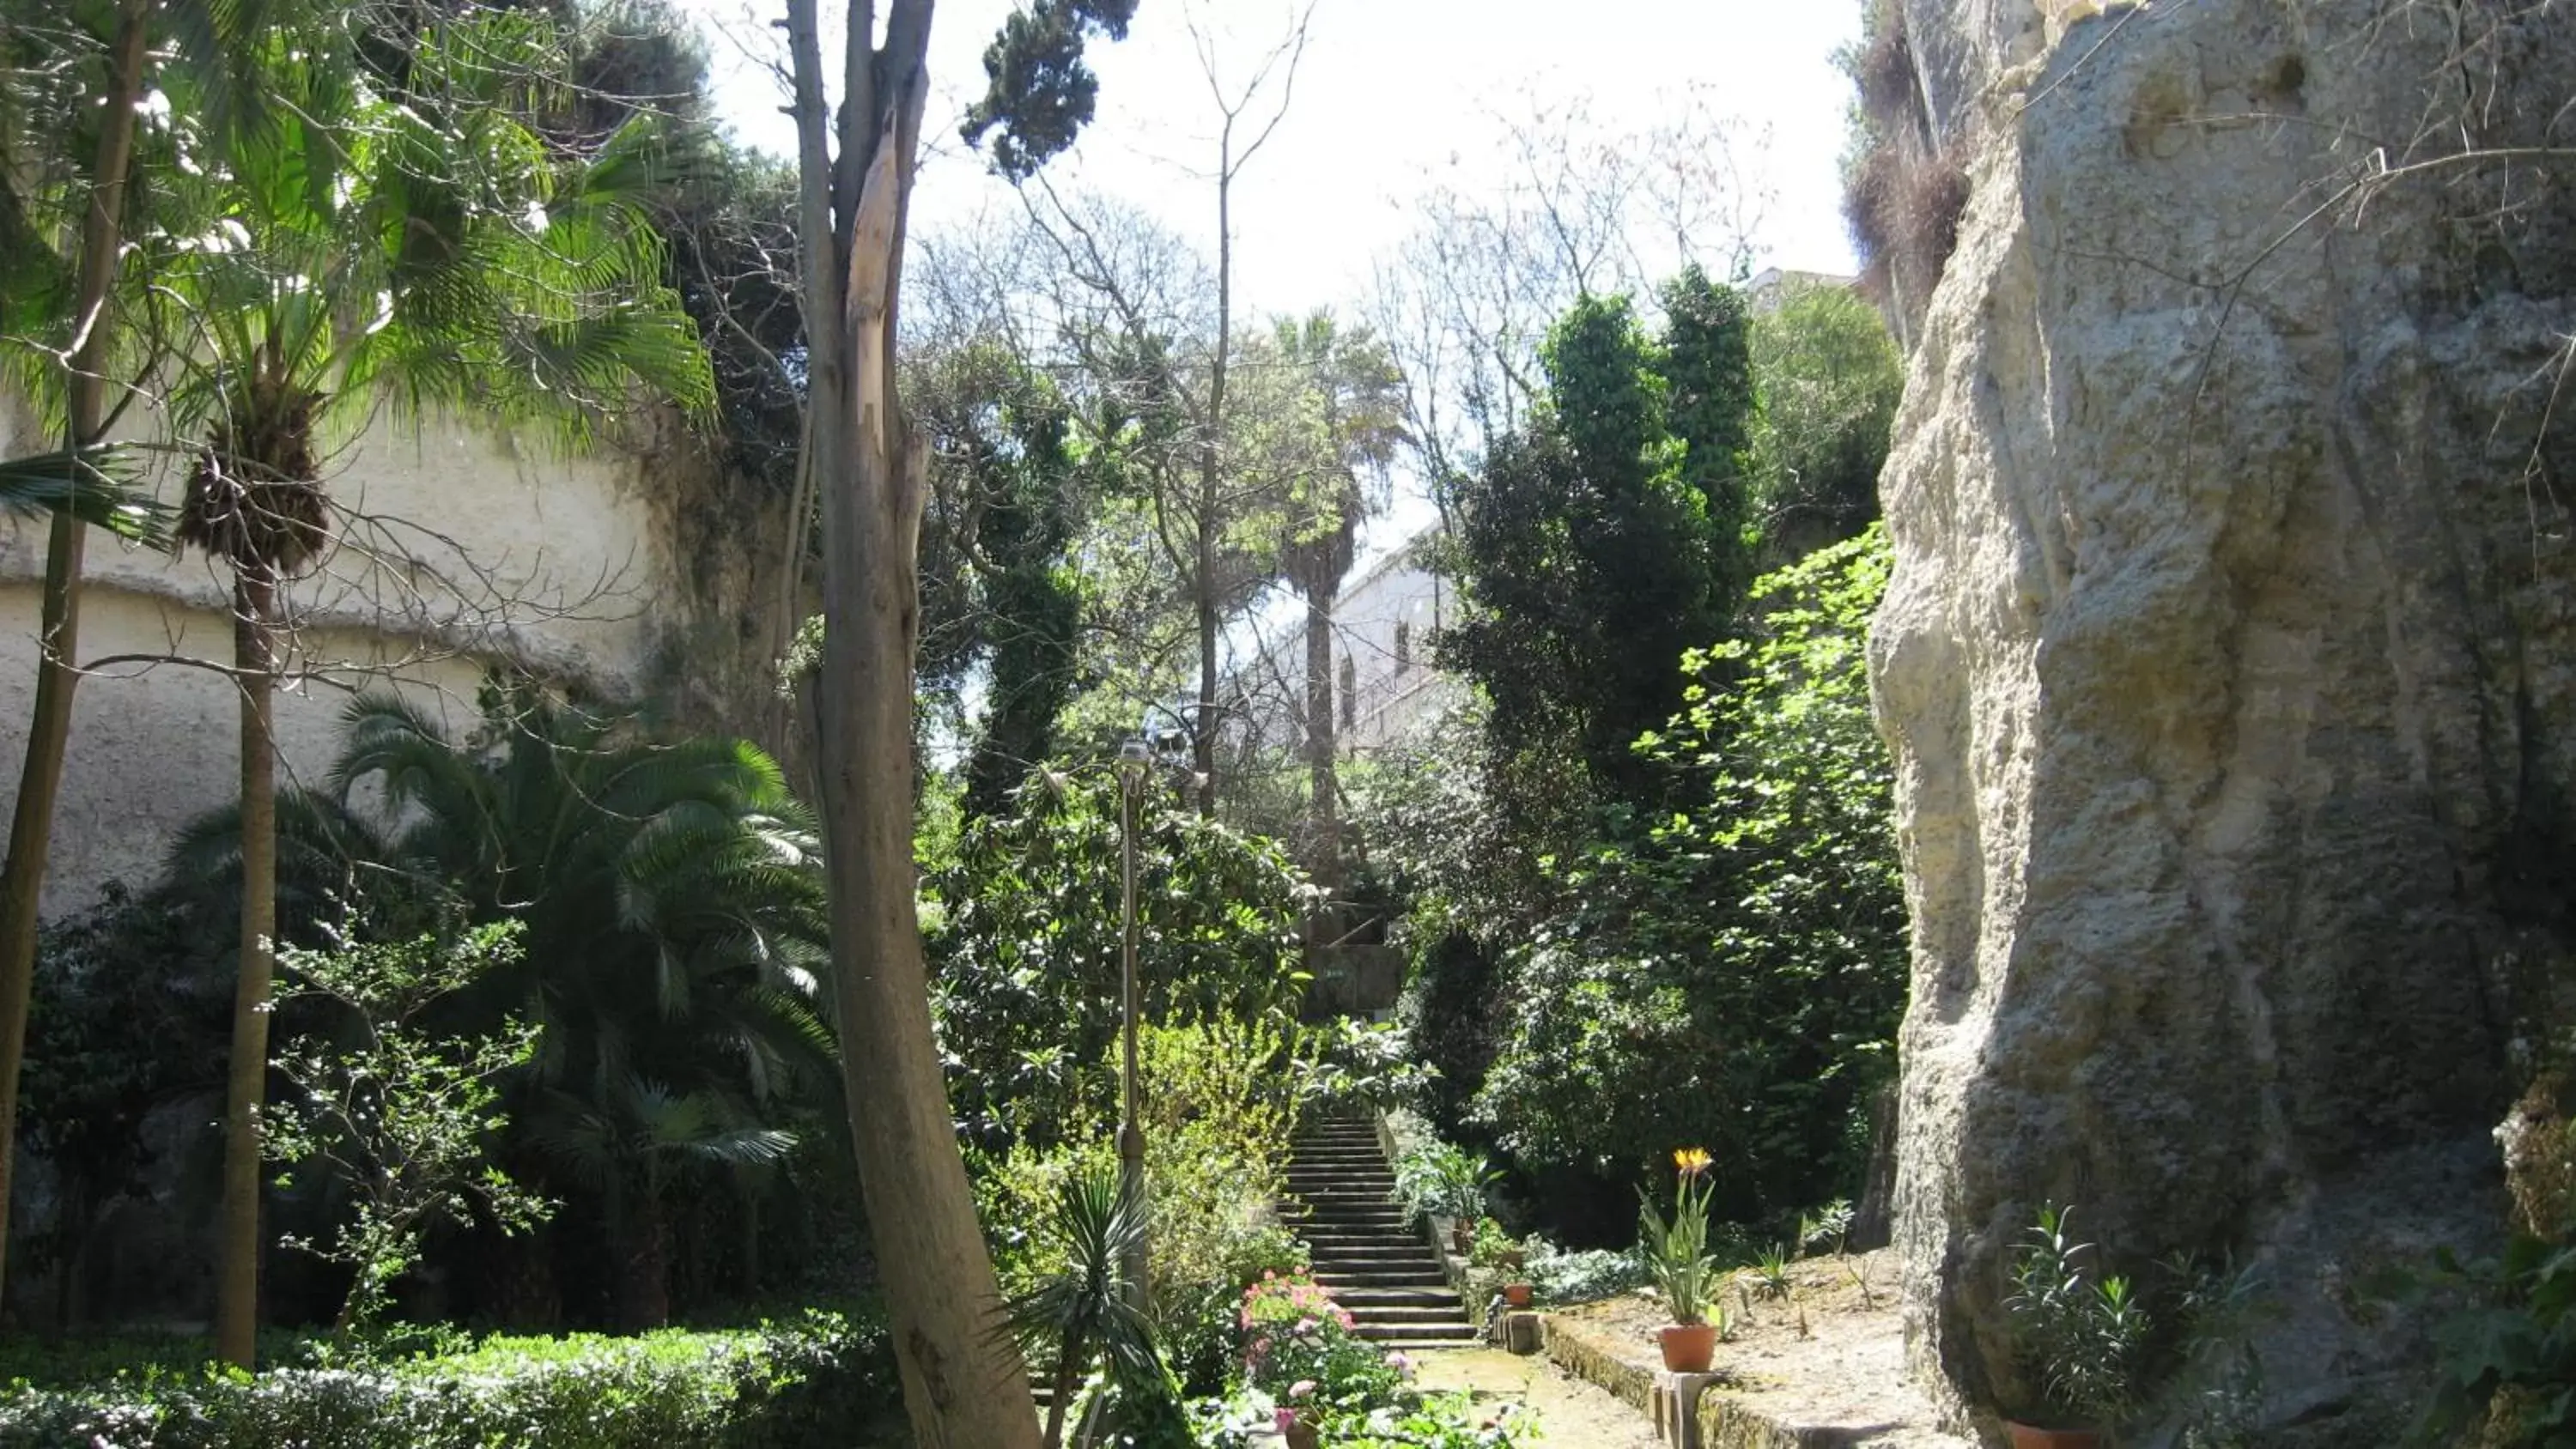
xmin=0 ymin=0 xmax=152 ymax=1308
xmin=786 ymin=3 xmax=1040 ymax=1444
xmin=216 ymin=573 xmax=281 ymax=1369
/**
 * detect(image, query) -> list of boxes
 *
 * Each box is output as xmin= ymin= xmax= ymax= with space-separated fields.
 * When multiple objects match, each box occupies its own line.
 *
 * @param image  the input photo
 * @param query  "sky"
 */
xmin=674 ymin=0 xmax=1867 ymax=322
xmin=669 ymin=0 xmax=1870 ymax=668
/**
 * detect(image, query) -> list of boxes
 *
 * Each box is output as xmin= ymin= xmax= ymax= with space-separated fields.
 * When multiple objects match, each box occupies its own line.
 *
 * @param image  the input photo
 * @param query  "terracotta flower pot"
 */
xmin=1282 ymin=1416 xmax=1321 ymax=1449
xmin=1503 ymin=1282 xmax=1533 ymax=1307
xmin=1657 ymin=1321 xmax=1718 ymax=1373
xmin=2004 ymin=1423 xmax=2099 ymax=1449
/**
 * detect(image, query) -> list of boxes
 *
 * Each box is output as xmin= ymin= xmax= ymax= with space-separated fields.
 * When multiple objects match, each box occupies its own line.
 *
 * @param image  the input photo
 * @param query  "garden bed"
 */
xmin=1540 ymin=1250 xmax=1971 ymax=1449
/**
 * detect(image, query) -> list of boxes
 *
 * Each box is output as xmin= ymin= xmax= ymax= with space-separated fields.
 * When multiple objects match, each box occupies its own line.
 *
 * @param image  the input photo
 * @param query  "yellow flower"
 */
xmin=1674 ymin=1148 xmax=1712 ymax=1178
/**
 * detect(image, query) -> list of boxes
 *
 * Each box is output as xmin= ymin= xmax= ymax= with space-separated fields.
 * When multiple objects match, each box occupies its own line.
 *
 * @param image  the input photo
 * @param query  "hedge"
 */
xmin=0 ymin=1310 xmax=902 ymax=1448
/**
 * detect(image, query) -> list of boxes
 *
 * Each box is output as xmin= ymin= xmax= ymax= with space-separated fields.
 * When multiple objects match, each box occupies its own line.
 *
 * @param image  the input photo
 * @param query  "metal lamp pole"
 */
xmin=1116 ymin=737 xmax=1151 ymax=1315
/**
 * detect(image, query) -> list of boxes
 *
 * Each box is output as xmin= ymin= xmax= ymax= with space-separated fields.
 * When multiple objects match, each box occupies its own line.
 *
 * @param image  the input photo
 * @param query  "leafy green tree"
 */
xmin=1437 ymin=268 xmax=1756 ymax=805
xmin=140 ymin=4 xmax=710 ymax=1363
xmin=15 ymin=883 xmax=229 ymax=1327
xmin=1264 ymin=312 xmax=1405 ymax=882
xmin=1471 ymin=528 xmax=1906 ymax=1225
xmin=927 ymin=769 xmax=1311 ymax=1151
xmin=786 ymin=0 xmax=1135 ymax=1428
xmin=1745 ymin=282 xmax=1902 ymax=564
xmin=267 ymin=921 xmax=550 ymax=1333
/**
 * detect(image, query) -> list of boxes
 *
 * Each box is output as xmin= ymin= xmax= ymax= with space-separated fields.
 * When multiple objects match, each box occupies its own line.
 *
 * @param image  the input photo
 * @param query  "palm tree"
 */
xmin=171 ymin=683 xmax=832 ymax=1326
xmin=146 ymin=7 xmax=712 ymax=1363
xmin=1268 ymin=316 xmax=1404 ymax=896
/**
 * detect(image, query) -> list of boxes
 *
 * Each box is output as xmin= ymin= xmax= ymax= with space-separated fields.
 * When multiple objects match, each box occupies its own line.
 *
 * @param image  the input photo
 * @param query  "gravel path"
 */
xmin=1411 ymin=1347 xmax=1662 ymax=1447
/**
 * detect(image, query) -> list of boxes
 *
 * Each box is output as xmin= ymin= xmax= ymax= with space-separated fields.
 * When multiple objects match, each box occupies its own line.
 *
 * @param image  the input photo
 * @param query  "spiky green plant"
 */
xmin=999 ymin=1161 xmax=1157 ymax=1449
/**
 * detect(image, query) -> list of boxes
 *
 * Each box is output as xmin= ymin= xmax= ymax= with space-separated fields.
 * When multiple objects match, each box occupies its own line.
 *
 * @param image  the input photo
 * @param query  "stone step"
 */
xmin=1345 ymin=1304 xmax=1471 ymax=1325
xmin=1313 ymin=1267 xmax=1449 ymax=1288
xmin=1311 ymin=1244 xmax=1441 ymax=1261
xmin=1353 ymin=1321 xmax=1477 ymax=1343
xmin=1325 ymin=1285 xmax=1462 ymax=1307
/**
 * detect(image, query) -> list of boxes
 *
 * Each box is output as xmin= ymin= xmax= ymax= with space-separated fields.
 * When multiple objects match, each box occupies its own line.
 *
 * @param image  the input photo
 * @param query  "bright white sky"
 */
xmin=677 ymin=0 xmax=1865 ymax=319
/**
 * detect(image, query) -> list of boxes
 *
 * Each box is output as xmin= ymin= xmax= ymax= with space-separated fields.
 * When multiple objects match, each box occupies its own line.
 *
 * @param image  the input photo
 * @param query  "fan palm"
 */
xmin=141 ymin=4 xmax=711 ymax=1361
xmin=0 ymin=447 xmax=167 ymax=543
xmin=170 ymin=683 xmax=831 ymax=1325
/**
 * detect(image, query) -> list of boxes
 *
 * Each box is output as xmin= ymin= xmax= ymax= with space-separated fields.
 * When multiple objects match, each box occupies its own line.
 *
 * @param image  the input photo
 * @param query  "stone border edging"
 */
xmin=1538 ymin=1313 xmax=1862 ymax=1449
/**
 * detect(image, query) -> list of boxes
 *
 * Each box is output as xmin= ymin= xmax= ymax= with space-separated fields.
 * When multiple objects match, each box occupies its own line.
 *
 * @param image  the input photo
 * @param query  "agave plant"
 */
xmin=998 ymin=1161 xmax=1157 ymax=1449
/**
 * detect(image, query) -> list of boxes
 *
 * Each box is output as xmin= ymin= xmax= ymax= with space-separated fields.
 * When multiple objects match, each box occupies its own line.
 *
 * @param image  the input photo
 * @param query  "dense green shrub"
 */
xmin=0 ymin=1311 xmax=900 ymax=1448
xmin=1469 ymin=528 xmax=1906 ymax=1226
xmin=927 ymin=769 xmax=1313 ymax=1150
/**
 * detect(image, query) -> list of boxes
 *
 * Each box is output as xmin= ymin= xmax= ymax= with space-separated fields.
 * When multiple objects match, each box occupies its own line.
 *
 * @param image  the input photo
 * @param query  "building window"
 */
xmin=1394 ymin=621 xmax=1411 ymax=677
xmin=1340 ymin=654 xmax=1357 ymax=730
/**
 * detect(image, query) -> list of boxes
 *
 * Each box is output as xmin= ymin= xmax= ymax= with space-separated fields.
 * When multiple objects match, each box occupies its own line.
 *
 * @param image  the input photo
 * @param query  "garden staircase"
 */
xmin=1281 ymin=1113 xmax=1477 ymax=1351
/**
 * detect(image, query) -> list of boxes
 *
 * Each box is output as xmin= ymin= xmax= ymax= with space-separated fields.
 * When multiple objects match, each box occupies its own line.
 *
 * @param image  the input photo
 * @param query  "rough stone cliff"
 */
xmin=1868 ymin=0 xmax=2576 ymax=1440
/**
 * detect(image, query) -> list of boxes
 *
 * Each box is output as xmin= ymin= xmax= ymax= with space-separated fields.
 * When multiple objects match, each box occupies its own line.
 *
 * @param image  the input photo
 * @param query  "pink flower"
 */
xmin=1290 ymin=1379 xmax=1315 ymax=1399
xmin=1275 ymin=1407 xmax=1296 ymax=1433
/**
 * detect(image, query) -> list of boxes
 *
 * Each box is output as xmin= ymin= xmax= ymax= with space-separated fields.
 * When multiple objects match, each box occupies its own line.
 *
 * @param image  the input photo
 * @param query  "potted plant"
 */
xmin=1502 ymin=1280 xmax=1534 ymax=1309
xmin=2000 ymin=1204 xmax=2148 ymax=1448
xmin=1470 ymin=1217 xmax=1525 ymax=1271
xmin=1637 ymin=1147 xmax=1722 ymax=1373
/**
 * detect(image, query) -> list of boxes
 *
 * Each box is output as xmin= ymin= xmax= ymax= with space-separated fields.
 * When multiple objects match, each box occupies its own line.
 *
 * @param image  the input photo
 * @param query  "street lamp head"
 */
xmin=1118 ymin=737 xmax=1151 ymax=784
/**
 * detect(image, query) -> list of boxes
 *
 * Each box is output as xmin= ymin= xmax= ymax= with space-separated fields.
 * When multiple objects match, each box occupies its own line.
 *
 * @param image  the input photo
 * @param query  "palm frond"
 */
xmin=0 ymin=446 xmax=172 ymax=544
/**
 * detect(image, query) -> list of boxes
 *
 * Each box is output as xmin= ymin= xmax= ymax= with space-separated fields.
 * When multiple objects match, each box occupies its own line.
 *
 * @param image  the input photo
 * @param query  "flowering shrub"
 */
xmin=1238 ymin=1270 xmax=1404 ymax=1410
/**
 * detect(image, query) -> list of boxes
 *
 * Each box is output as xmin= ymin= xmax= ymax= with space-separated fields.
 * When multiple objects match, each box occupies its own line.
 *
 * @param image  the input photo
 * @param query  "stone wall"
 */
xmin=1869 ymin=0 xmax=2576 ymax=1440
xmin=0 ymin=400 xmax=790 ymax=918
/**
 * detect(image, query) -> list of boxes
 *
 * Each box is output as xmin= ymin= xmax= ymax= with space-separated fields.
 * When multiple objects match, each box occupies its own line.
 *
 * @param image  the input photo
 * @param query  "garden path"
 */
xmin=1412 ymin=1347 xmax=1663 ymax=1447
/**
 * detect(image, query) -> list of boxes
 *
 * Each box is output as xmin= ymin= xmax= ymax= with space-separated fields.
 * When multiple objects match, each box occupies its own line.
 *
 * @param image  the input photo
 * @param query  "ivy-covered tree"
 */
xmin=1437 ymin=267 xmax=1756 ymax=805
xmin=909 ymin=341 xmax=1092 ymax=820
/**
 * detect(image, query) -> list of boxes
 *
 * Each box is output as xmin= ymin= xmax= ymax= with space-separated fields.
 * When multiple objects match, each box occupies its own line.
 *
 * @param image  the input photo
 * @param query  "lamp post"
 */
xmin=1115 ymin=736 xmax=1151 ymax=1315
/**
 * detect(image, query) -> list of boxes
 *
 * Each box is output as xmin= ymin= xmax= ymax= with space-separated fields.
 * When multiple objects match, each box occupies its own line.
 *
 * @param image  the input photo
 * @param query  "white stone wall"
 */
xmin=0 ymin=401 xmax=696 ymax=917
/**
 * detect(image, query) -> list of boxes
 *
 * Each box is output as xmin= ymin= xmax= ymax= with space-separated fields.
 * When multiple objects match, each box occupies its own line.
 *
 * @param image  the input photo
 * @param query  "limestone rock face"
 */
xmin=1871 ymin=0 xmax=2576 ymax=1439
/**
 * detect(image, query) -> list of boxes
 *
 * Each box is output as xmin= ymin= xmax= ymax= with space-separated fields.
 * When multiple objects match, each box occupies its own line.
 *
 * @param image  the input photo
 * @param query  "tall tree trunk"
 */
xmin=1303 ymin=583 xmax=1339 ymax=893
xmin=216 ymin=574 xmax=280 ymax=1368
xmin=787 ymin=3 xmax=1041 ymax=1443
xmin=1192 ymin=143 xmax=1236 ymax=820
xmin=1194 ymin=548 xmax=1218 ymax=817
xmin=0 ymin=0 xmax=151 ymax=1311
